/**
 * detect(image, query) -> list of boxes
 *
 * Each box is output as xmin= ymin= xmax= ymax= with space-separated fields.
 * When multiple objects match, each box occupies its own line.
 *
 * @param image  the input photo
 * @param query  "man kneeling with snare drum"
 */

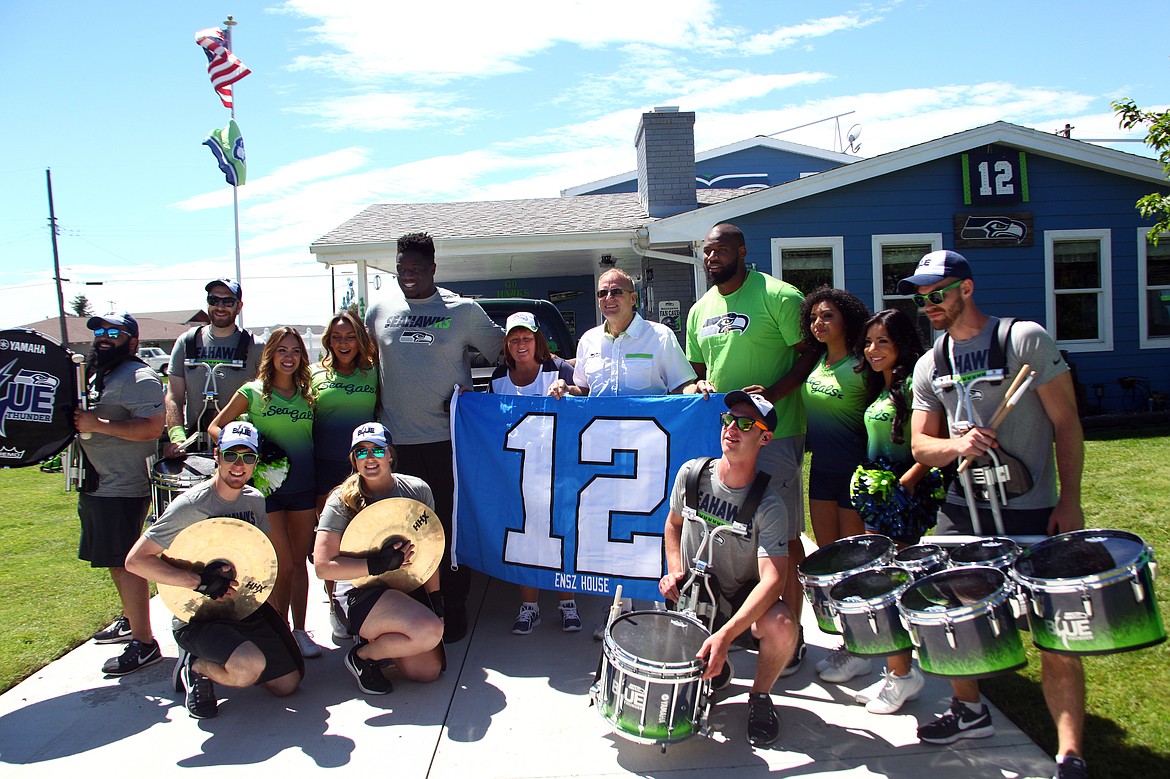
xmin=125 ymin=422 xmax=304 ymax=719
xmin=659 ymin=391 xmax=800 ymax=748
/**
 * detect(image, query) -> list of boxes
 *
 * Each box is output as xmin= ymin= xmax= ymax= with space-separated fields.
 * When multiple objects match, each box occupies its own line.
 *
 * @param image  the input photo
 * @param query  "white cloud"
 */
xmin=741 ymin=12 xmax=886 ymax=55
xmin=287 ymin=92 xmax=481 ymax=132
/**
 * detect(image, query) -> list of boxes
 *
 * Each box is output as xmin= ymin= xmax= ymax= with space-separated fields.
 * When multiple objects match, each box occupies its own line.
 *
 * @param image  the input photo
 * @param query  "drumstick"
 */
xmin=957 ymin=369 xmax=1036 ymax=474
xmin=605 ymin=584 xmax=624 ymax=633
xmin=986 ymin=363 xmax=1033 ymax=429
xmin=72 ymin=353 xmax=91 ymax=440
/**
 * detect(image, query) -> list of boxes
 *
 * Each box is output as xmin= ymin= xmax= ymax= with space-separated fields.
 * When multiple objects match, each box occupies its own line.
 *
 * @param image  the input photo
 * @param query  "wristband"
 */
xmin=169 ymin=426 xmax=187 ymax=444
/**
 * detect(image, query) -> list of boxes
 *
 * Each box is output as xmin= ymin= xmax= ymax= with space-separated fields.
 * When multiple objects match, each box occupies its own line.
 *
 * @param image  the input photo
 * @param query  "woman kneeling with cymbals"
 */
xmin=314 ymin=423 xmax=445 ymax=694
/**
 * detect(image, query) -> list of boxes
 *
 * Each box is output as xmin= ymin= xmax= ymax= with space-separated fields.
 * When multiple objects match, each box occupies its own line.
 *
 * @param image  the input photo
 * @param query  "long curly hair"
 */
xmin=257 ymin=326 xmax=313 ymax=405
xmin=855 ymin=308 xmax=924 ymax=445
xmin=799 ymin=286 xmax=870 ymax=355
xmin=321 ymin=310 xmax=378 ymax=372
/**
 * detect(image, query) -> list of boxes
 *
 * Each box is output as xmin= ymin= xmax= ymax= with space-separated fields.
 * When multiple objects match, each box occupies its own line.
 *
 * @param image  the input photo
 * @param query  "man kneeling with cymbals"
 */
xmin=125 ymin=422 xmax=304 ymax=719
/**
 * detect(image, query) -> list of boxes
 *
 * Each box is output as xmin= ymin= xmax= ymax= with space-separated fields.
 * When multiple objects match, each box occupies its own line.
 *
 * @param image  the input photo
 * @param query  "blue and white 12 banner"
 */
xmin=452 ymin=392 xmax=722 ymax=601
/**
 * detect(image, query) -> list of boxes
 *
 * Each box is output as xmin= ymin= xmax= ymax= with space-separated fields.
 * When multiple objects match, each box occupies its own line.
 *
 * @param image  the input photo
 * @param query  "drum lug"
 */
xmin=1130 ymin=568 xmax=1146 ymax=603
xmin=989 ymin=611 xmax=1001 ymax=638
xmin=945 ymin=620 xmax=957 ymax=649
xmin=867 ymin=608 xmax=879 ymax=635
xmin=1080 ymin=585 xmax=1094 ymax=618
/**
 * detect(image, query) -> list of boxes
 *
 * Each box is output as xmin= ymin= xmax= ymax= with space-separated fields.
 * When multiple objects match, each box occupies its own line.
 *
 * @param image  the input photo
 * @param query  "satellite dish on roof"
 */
xmin=846 ymin=124 xmax=863 ymax=154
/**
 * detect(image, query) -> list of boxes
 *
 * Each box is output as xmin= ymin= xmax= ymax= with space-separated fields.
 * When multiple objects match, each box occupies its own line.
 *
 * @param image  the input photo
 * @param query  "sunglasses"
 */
xmin=720 ymin=412 xmax=768 ymax=433
xmin=221 ymin=450 xmax=259 ymax=465
xmin=596 ymin=288 xmax=631 ymax=300
xmin=91 ymin=327 xmax=126 ymax=339
xmin=354 ymin=446 xmax=387 ymax=460
xmin=911 ymin=279 xmax=963 ymax=308
xmin=207 ymin=295 xmax=239 ymax=308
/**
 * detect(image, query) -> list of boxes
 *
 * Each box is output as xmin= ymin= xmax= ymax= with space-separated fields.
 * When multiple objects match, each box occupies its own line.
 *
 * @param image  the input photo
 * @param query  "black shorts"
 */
xmin=77 ymin=493 xmax=151 ymax=568
xmin=335 ymin=584 xmax=432 ymax=637
xmin=174 ymin=602 xmax=305 ymax=684
xmin=315 ymin=458 xmax=353 ymax=497
xmin=808 ymin=467 xmax=855 ymax=509
xmin=265 ymin=488 xmax=316 ymax=513
xmin=937 ymin=502 xmax=1053 ymax=537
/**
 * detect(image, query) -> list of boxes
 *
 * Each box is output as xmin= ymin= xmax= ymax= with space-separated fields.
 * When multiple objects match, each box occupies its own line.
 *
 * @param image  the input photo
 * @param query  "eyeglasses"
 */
xmin=911 ymin=279 xmax=964 ymax=308
xmin=207 ymin=295 xmax=239 ymax=308
xmin=221 ymin=450 xmax=259 ymax=465
xmin=720 ymin=412 xmax=768 ymax=433
xmin=354 ymin=447 xmax=387 ymax=460
xmin=596 ymin=288 xmax=631 ymax=300
xmin=91 ymin=327 xmax=125 ymax=339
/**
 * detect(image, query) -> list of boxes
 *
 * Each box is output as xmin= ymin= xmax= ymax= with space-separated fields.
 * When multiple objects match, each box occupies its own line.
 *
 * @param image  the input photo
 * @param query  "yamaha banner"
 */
xmin=452 ymin=392 xmax=722 ymax=601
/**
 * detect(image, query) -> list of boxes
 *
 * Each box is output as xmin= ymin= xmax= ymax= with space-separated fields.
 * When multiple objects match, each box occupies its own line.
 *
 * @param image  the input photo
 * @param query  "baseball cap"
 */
xmin=219 ymin=421 xmax=260 ymax=452
xmin=505 ymin=311 xmax=539 ymax=334
xmin=86 ymin=311 xmax=140 ymax=338
xmin=351 ymin=422 xmax=391 ymax=450
xmin=205 ymin=278 xmax=243 ymax=300
xmin=724 ymin=390 xmax=777 ymax=432
xmin=896 ymin=250 xmax=972 ymax=294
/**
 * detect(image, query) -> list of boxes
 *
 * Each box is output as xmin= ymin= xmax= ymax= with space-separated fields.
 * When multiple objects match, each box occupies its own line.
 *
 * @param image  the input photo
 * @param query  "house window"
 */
xmin=1044 ymin=229 xmax=1113 ymax=352
xmin=1138 ymin=228 xmax=1170 ymax=348
xmin=771 ymin=237 xmax=843 ymax=294
xmin=871 ymin=233 xmax=942 ymax=347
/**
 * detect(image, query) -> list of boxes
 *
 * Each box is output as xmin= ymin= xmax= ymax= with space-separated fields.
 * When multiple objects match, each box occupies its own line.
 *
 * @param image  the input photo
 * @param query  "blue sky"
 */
xmin=2 ymin=0 xmax=1167 ymax=331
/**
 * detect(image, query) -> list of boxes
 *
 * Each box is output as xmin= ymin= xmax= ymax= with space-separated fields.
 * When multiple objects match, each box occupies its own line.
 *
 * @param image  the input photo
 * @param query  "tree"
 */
xmin=1113 ymin=98 xmax=1170 ymax=244
xmin=69 ymin=294 xmax=94 ymax=318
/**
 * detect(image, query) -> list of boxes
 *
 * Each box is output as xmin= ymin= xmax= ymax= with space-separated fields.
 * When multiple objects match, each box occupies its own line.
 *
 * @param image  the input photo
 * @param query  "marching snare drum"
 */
xmin=894 ymin=543 xmax=949 ymax=580
xmin=0 ymin=329 xmax=80 ymax=467
xmin=899 ymin=566 xmax=1027 ymax=678
xmin=799 ymin=534 xmax=895 ymax=634
xmin=592 ymin=610 xmax=710 ymax=747
xmin=1012 ymin=529 xmax=1166 ymax=656
xmin=829 ymin=566 xmax=914 ymax=657
xmin=949 ymin=536 xmax=1020 ymax=571
xmin=151 ymin=454 xmax=216 ymax=518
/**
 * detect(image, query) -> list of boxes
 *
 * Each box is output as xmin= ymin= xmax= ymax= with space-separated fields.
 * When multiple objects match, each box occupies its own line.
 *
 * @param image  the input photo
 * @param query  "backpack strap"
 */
xmin=231 ymin=329 xmax=254 ymax=366
xmin=932 ymin=316 xmax=1018 ymax=388
xmin=734 ymin=470 xmax=773 ymax=529
xmin=182 ymin=325 xmax=206 ymax=361
xmin=685 ymin=457 xmax=714 ymax=513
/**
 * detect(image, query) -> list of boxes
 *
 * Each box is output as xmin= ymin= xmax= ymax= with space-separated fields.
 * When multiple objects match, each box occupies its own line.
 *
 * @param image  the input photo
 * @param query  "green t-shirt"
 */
xmin=686 ymin=270 xmax=805 ymax=438
xmin=864 ymin=385 xmax=913 ymax=465
xmin=237 ymin=381 xmax=315 ymax=494
xmin=310 ymin=364 xmax=378 ymax=465
xmin=801 ymin=353 xmax=868 ymax=472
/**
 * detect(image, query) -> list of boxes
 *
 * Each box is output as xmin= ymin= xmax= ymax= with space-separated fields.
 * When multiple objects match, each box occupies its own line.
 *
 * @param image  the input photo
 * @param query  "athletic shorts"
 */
xmin=937 ymin=502 xmax=1053 ymax=537
xmin=808 ymin=466 xmax=854 ymax=509
xmin=755 ymin=433 xmax=805 ymax=540
xmin=265 ymin=488 xmax=316 ymax=514
xmin=77 ymin=493 xmax=151 ymax=568
xmin=314 ymin=458 xmax=353 ymax=498
xmin=174 ymin=602 xmax=304 ymax=684
xmin=334 ymin=584 xmax=433 ymax=637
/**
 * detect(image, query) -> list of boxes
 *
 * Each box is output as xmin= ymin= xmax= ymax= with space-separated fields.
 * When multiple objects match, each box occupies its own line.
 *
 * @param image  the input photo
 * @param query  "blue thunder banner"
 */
xmin=452 ymin=392 xmax=723 ymax=601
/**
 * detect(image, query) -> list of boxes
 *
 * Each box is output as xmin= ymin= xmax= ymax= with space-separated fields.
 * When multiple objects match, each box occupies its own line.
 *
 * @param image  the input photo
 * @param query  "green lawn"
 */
xmin=1 ymin=427 xmax=1168 ymax=776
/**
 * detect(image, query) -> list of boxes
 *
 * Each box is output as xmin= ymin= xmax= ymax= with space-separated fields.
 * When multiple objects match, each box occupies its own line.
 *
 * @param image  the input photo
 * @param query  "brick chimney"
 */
xmin=635 ymin=107 xmax=697 ymax=218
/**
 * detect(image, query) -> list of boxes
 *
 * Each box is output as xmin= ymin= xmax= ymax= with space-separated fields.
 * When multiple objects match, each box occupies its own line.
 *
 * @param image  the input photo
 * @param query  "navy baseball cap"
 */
xmin=86 ymin=311 xmax=140 ymax=338
xmin=205 ymin=278 xmax=243 ymax=300
xmin=896 ymin=250 xmax=973 ymax=294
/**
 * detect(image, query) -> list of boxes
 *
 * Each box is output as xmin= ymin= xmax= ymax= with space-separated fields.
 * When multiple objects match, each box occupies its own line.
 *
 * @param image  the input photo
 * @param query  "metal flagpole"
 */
xmin=224 ymin=15 xmax=244 ymax=329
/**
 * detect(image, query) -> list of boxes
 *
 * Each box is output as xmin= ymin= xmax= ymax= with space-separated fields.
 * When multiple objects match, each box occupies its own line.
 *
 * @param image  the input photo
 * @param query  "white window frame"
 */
xmin=1137 ymin=227 xmax=1170 ymax=349
xmin=870 ymin=233 xmax=943 ymax=310
xmin=770 ymin=236 xmax=844 ymax=288
xmin=1044 ymin=229 xmax=1113 ymax=353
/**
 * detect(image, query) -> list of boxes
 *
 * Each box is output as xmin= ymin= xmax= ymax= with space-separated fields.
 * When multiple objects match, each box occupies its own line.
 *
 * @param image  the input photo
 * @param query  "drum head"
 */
xmin=951 ymin=537 xmax=1019 ymax=567
xmin=1015 ymin=529 xmax=1143 ymax=581
xmin=0 ymin=329 xmax=79 ymax=467
xmin=896 ymin=543 xmax=946 ymax=565
xmin=902 ymin=567 xmax=1005 ymax=613
xmin=609 ymin=611 xmax=708 ymax=663
xmin=800 ymin=534 xmax=893 ymax=578
xmin=153 ymin=454 xmax=217 ymax=486
xmin=831 ymin=567 xmax=911 ymax=603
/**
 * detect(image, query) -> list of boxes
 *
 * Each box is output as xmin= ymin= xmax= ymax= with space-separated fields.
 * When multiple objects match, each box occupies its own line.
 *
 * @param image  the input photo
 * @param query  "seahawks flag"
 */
xmin=203 ymin=118 xmax=246 ymax=186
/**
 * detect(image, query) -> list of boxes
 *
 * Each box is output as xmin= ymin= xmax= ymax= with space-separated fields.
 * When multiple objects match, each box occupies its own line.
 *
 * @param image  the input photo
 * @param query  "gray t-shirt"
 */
xmin=912 ymin=317 xmax=1068 ymax=511
xmin=80 ymin=360 xmax=164 ymax=497
xmin=669 ymin=458 xmax=789 ymax=600
xmin=365 ymin=288 xmax=503 ymax=445
xmin=167 ymin=326 xmax=262 ymax=433
xmin=144 ymin=478 xmax=269 ymax=549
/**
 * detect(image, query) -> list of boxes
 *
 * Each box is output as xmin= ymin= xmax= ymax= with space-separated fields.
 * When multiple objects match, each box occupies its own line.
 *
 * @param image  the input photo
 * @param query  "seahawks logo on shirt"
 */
xmin=400 ymin=331 xmax=435 ymax=345
xmin=699 ymin=313 xmax=750 ymax=339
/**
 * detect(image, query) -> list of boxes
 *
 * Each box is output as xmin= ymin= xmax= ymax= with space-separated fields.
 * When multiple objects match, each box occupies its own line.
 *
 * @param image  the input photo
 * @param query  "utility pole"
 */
xmin=46 ymin=168 xmax=69 ymax=348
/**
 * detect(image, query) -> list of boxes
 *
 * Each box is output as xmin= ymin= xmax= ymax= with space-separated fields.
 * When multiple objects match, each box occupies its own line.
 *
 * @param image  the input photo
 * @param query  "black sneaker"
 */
xmin=917 ymin=697 xmax=996 ymax=744
xmin=1054 ymin=755 xmax=1089 ymax=779
xmin=779 ymin=627 xmax=806 ymax=678
xmin=746 ymin=692 xmax=781 ymax=747
xmin=444 ymin=604 xmax=468 ymax=644
xmin=102 ymin=639 xmax=162 ymax=676
xmin=345 ymin=645 xmax=393 ymax=695
xmin=177 ymin=653 xmax=219 ymax=719
xmin=92 ymin=616 xmax=132 ymax=644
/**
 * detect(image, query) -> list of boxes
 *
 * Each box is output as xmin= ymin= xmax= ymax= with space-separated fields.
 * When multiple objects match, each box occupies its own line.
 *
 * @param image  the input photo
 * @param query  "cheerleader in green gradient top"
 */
xmin=210 ymin=326 xmax=320 ymax=659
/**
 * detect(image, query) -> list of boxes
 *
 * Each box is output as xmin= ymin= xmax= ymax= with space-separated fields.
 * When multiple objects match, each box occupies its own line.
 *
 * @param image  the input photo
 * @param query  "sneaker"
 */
xmin=816 ymin=644 xmax=849 ymax=674
xmin=512 ymin=606 xmax=541 ymax=635
xmin=328 ymin=604 xmax=349 ymax=642
xmin=917 ymin=697 xmax=995 ymax=744
xmin=779 ymin=631 xmax=807 ymax=678
xmin=345 ymin=645 xmax=393 ymax=695
xmin=746 ymin=693 xmax=781 ymax=747
xmin=177 ymin=652 xmax=219 ymax=719
xmin=444 ymin=604 xmax=469 ymax=643
xmin=102 ymin=638 xmax=162 ymax=676
xmin=92 ymin=616 xmax=132 ymax=644
xmin=818 ymin=650 xmax=872 ymax=683
xmin=865 ymin=667 xmax=925 ymax=714
xmin=853 ymin=675 xmax=888 ymax=704
xmin=712 ymin=657 xmax=734 ymax=691
xmin=559 ymin=603 xmax=582 ymax=633
xmin=293 ymin=628 xmax=322 ymax=658
xmin=1054 ymin=755 xmax=1089 ymax=779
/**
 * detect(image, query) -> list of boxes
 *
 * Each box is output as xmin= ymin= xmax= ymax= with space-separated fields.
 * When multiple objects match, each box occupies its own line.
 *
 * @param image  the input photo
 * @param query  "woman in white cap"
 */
xmin=489 ymin=312 xmax=581 ymax=635
xmin=313 ymin=423 xmax=445 ymax=695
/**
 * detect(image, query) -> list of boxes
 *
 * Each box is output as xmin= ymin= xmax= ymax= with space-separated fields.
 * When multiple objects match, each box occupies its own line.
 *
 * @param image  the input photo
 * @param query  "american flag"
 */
xmin=195 ymin=27 xmax=251 ymax=109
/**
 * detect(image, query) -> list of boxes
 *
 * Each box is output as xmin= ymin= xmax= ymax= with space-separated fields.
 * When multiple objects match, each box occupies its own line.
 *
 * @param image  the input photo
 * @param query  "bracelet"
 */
xmin=168 ymin=426 xmax=187 ymax=444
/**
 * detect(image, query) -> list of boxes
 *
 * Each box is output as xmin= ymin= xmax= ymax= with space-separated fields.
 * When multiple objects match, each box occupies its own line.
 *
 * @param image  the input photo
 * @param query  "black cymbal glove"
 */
xmin=367 ymin=535 xmax=408 ymax=576
xmin=195 ymin=560 xmax=235 ymax=600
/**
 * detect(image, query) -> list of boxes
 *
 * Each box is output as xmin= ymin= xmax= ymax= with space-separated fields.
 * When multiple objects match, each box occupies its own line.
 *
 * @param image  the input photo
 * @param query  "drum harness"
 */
xmin=181 ymin=326 xmax=252 ymax=450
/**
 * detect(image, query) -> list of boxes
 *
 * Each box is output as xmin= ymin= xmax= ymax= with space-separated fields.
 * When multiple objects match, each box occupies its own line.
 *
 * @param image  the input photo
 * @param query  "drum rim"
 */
xmin=949 ymin=536 xmax=1021 ymax=567
xmin=895 ymin=543 xmax=948 ymax=563
xmin=898 ymin=565 xmax=1014 ymax=623
xmin=798 ymin=533 xmax=896 ymax=582
xmin=1012 ymin=528 xmax=1149 ymax=587
xmin=603 ymin=609 xmax=709 ymax=674
xmin=830 ymin=566 xmax=913 ymax=612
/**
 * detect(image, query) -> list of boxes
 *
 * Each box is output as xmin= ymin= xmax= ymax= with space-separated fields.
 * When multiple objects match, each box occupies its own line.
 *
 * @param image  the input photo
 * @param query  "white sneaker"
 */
xmin=818 ymin=650 xmax=872 ymax=683
xmin=816 ymin=644 xmax=849 ymax=674
xmin=293 ymin=628 xmax=323 ymax=658
xmin=328 ymin=606 xmax=349 ymax=642
xmin=865 ymin=667 xmax=925 ymax=715
xmin=854 ymin=675 xmax=888 ymax=704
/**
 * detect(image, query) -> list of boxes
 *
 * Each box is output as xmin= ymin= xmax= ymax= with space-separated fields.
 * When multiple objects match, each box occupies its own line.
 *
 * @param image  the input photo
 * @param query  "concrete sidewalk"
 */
xmin=0 ymin=556 xmax=1057 ymax=778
